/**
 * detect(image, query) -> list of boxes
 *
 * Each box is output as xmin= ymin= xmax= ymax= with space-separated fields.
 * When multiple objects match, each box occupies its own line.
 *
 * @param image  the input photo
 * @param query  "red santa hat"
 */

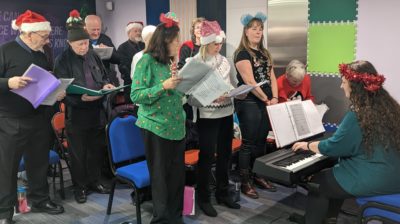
xmin=12 ymin=10 xmax=51 ymax=32
xmin=125 ymin=21 xmax=143 ymax=34
xmin=200 ymin=20 xmax=225 ymax=45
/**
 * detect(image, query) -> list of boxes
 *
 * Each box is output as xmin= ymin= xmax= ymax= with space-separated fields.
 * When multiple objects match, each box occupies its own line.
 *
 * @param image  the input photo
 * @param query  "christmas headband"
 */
xmin=240 ymin=12 xmax=267 ymax=26
xmin=159 ymin=12 xmax=179 ymax=28
xmin=339 ymin=63 xmax=385 ymax=92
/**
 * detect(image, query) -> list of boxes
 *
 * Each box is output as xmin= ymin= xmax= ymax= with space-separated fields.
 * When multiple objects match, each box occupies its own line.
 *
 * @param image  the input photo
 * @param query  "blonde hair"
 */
xmin=286 ymin=59 xmax=306 ymax=82
xmin=233 ymin=18 xmax=273 ymax=65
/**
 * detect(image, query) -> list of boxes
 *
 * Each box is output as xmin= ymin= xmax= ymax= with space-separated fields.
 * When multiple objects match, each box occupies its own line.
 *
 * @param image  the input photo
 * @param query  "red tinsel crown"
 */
xmin=339 ymin=63 xmax=385 ymax=92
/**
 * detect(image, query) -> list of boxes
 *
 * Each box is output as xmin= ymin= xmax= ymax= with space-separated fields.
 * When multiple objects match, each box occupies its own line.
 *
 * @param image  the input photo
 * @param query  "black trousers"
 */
xmin=141 ymin=129 xmax=185 ymax=224
xmin=0 ymin=113 xmax=52 ymax=219
xmin=197 ymin=115 xmax=233 ymax=201
xmin=66 ymin=124 xmax=106 ymax=189
xmin=234 ymin=99 xmax=270 ymax=171
xmin=305 ymin=169 xmax=352 ymax=224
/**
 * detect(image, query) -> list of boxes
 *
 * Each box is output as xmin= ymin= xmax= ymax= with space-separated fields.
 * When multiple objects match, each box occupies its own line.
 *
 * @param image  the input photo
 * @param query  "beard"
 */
xmin=132 ymin=36 xmax=142 ymax=43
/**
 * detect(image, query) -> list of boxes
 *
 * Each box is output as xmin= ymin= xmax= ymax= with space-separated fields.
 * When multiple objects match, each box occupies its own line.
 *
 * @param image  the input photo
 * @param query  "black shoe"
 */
xmin=198 ymin=201 xmax=217 ymax=217
xmin=88 ymin=183 xmax=111 ymax=194
xmin=0 ymin=218 xmax=14 ymax=224
xmin=215 ymin=194 xmax=241 ymax=209
xmin=74 ymin=189 xmax=87 ymax=203
xmin=31 ymin=200 xmax=64 ymax=214
xmin=288 ymin=213 xmax=305 ymax=224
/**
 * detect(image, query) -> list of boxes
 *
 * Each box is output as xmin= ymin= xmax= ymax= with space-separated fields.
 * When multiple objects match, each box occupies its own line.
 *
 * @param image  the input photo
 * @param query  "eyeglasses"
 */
xmin=32 ymin=32 xmax=50 ymax=40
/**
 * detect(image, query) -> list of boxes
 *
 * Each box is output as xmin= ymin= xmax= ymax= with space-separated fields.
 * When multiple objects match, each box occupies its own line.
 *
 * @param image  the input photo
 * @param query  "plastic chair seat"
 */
xmin=185 ymin=149 xmax=199 ymax=166
xmin=232 ymin=138 xmax=242 ymax=153
xmin=357 ymin=194 xmax=400 ymax=223
xmin=116 ymin=161 xmax=150 ymax=188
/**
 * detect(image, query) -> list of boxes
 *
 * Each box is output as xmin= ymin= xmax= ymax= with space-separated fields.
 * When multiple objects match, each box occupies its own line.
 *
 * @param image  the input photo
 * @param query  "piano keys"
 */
xmin=253 ymin=148 xmax=335 ymax=186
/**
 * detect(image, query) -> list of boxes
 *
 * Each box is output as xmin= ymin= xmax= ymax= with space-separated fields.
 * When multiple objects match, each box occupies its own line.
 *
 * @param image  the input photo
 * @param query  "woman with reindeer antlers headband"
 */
xmin=130 ymin=12 xmax=185 ymax=224
xmin=290 ymin=61 xmax=400 ymax=224
xmin=233 ymin=12 xmax=278 ymax=199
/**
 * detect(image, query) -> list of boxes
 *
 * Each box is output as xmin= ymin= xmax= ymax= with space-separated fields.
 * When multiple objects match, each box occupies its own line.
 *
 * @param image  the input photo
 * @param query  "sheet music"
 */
xmin=267 ymin=100 xmax=325 ymax=148
xmin=287 ymin=102 xmax=312 ymax=139
xmin=41 ymin=78 xmax=74 ymax=106
xmin=190 ymin=70 xmax=230 ymax=106
xmin=92 ymin=47 xmax=113 ymax=60
xmin=176 ymin=59 xmax=212 ymax=94
xmin=227 ymin=80 xmax=267 ymax=97
xmin=303 ymin=101 xmax=326 ymax=134
xmin=267 ymin=103 xmax=297 ymax=148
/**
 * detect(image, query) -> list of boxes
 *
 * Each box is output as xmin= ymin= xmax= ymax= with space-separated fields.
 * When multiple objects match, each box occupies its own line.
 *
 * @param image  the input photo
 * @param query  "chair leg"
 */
xmin=58 ymin=161 xmax=65 ymax=199
xmin=135 ymin=188 xmax=141 ymax=224
xmin=52 ymin=164 xmax=57 ymax=196
xmin=106 ymin=178 xmax=117 ymax=215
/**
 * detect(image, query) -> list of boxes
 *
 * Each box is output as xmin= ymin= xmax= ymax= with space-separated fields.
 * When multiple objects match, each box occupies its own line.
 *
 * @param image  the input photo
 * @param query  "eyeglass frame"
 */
xmin=31 ymin=32 xmax=51 ymax=40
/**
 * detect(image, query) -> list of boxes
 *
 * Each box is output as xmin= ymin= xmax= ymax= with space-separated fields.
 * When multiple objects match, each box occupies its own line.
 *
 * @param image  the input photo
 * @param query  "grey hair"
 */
xmin=286 ymin=59 xmax=306 ymax=82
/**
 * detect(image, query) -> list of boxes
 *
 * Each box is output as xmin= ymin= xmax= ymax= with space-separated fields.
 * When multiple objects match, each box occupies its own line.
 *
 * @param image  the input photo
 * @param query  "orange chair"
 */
xmin=185 ymin=149 xmax=200 ymax=168
xmin=51 ymin=112 xmax=70 ymax=170
xmin=232 ymin=138 xmax=242 ymax=153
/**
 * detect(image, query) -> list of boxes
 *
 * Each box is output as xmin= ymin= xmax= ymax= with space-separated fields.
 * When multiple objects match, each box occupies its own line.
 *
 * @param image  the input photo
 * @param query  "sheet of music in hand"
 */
xmin=10 ymin=64 xmax=61 ymax=108
xmin=177 ymin=58 xmax=230 ymax=106
xmin=267 ymin=100 xmax=326 ymax=148
xmin=92 ymin=46 xmax=113 ymax=60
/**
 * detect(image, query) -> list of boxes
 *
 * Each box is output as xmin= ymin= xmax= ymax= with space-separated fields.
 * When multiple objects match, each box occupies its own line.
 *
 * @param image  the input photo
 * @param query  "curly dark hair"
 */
xmin=345 ymin=60 xmax=400 ymax=154
xmin=145 ymin=24 xmax=180 ymax=64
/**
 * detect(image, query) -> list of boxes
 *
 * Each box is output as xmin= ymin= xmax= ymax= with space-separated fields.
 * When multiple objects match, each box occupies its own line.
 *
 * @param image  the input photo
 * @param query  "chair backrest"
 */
xmin=107 ymin=115 xmax=145 ymax=164
xmin=52 ymin=112 xmax=65 ymax=136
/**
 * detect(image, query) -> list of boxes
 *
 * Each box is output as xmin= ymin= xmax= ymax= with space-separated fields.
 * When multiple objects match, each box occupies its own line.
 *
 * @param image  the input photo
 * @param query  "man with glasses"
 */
xmin=0 ymin=10 xmax=64 ymax=224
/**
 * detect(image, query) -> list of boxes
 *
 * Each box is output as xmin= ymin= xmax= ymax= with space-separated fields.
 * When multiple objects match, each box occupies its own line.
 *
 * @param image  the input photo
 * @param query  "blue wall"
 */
xmin=145 ymin=0 xmax=169 ymax=26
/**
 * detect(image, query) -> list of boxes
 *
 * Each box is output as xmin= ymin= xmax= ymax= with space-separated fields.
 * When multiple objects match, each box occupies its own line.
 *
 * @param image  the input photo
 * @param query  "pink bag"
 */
xmin=182 ymin=186 xmax=195 ymax=215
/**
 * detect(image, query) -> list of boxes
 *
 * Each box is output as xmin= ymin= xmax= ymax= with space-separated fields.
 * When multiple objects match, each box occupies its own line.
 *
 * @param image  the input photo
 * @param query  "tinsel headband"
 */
xmin=159 ymin=12 xmax=179 ymax=28
xmin=240 ymin=12 xmax=267 ymax=26
xmin=339 ymin=63 xmax=385 ymax=92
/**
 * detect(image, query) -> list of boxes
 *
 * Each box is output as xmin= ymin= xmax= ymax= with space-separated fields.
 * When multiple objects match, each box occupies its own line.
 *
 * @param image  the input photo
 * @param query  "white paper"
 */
xmin=93 ymin=47 xmax=113 ymax=60
xmin=176 ymin=59 xmax=212 ymax=94
xmin=267 ymin=100 xmax=325 ymax=148
xmin=227 ymin=80 xmax=267 ymax=97
xmin=315 ymin=103 xmax=329 ymax=121
xmin=190 ymin=70 xmax=230 ymax=106
xmin=41 ymin=78 xmax=74 ymax=106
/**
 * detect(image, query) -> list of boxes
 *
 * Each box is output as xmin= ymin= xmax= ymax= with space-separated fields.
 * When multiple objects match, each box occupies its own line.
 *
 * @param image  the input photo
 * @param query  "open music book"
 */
xmin=92 ymin=46 xmax=113 ymax=60
xmin=267 ymin=100 xmax=326 ymax=148
xmin=177 ymin=58 xmax=230 ymax=106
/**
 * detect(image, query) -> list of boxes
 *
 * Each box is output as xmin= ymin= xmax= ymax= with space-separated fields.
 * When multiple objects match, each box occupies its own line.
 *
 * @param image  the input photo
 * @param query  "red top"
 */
xmin=277 ymin=74 xmax=314 ymax=103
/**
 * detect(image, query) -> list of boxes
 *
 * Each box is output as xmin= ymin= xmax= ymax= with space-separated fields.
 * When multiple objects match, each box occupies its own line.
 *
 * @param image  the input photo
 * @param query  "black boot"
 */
xmin=215 ymin=192 xmax=240 ymax=209
xmin=198 ymin=201 xmax=217 ymax=217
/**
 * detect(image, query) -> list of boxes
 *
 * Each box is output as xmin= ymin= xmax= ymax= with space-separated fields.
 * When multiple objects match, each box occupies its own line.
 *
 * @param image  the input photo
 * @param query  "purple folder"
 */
xmin=11 ymin=64 xmax=61 ymax=109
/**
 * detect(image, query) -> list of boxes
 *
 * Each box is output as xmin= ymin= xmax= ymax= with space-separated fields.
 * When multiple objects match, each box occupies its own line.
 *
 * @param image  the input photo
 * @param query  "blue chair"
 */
xmin=106 ymin=114 xmax=150 ymax=224
xmin=18 ymin=150 xmax=65 ymax=199
xmin=357 ymin=194 xmax=400 ymax=224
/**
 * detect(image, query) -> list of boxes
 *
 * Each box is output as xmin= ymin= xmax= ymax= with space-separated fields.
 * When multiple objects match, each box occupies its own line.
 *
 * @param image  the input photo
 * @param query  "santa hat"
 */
xmin=125 ymin=21 xmax=143 ymax=34
xmin=200 ymin=20 xmax=225 ymax=45
xmin=141 ymin=25 xmax=156 ymax=42
xmin=12 ymin=10 xmax=51 ymax=32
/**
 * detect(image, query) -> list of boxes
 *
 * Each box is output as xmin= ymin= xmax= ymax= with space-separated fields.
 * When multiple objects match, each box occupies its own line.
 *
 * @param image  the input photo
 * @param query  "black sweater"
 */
xmin=0 ymin=40 xmax=52 ymax=117
xmin=117 ymin=40 xmax=144 ymax=83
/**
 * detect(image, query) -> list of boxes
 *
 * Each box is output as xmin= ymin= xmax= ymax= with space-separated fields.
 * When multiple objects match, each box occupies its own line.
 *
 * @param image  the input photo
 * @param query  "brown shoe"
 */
xmin=241 ymin=182 xmax=259 ymax=199
xmin=254 ymin=176 xmax=277 ymax=192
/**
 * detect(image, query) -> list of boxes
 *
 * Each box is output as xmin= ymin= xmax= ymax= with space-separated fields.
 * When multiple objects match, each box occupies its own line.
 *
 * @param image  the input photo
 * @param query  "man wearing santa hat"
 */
xmin=0 ymin=10 xmax=65 ymax=223
xmin=117 ymin=21 xmax=145 ymax=103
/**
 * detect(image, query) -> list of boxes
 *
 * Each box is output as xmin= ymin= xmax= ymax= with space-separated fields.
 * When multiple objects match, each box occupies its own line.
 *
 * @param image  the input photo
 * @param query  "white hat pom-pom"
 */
xmin=11 ymin=20 xmax=19 ymax=30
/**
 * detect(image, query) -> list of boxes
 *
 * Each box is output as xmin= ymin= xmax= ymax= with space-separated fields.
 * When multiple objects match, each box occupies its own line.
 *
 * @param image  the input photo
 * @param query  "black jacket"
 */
xmin=117 ymin=40 xmax=144 ymax=83
xmin=54 ymin=46 xmax=109 ymax=128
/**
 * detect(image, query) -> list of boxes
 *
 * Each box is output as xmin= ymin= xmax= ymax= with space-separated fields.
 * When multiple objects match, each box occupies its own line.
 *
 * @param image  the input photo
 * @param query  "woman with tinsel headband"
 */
xmin=291 ymin=61 xmax=400 ymax=224
xmin=130 ymin=12 xmax=185 ymax=224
